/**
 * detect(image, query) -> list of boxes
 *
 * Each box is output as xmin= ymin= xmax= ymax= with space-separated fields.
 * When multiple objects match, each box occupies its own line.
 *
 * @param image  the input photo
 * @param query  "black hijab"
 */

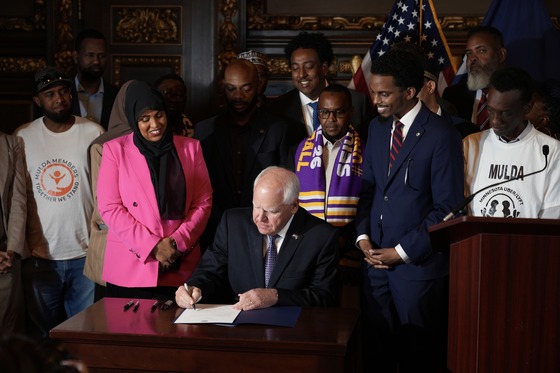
xmin=125 ymin=81 xmax=186 ymax=220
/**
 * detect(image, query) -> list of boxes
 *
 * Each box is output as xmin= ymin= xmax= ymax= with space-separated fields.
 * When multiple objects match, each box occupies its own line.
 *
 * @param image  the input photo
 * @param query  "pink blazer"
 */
xmin=97 ymin=134 xmax=212 ymax=288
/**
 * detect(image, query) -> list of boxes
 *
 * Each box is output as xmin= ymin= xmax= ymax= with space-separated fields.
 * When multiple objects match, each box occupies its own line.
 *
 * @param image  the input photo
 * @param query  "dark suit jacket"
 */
xmin=195 ymin=109 xmax=295 ymax=248
xmin=440 ymin=109 xmax=480 ymax=139
xmin=356 ymin=103 xmax=464 ymax=280
xmin=442 ymin=81 xmax=476 ymax=123
xmin=267 ymin=88 xmax=373 ymax=142
xmin=188 ymin=207 xmax=340 ymax=307
xmin=71 ymin=78 xmax=119 ymax=130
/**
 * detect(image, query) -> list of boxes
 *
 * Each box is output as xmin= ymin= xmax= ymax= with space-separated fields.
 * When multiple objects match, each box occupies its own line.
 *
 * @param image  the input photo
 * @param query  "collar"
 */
xmin=321 ymin=131 xmax=345 ymax=147
xmin=495 ymin=121 xmax=532 ymax=143
xmin=298 ymin=80 xmax=329 ymax=106
xmin=75 ymin=76 xmax=105 ymax=95
xmin=276 ymin=214 xmax=295 ymax=240
xmin=393 ymin=100 xmax=422 ymax=138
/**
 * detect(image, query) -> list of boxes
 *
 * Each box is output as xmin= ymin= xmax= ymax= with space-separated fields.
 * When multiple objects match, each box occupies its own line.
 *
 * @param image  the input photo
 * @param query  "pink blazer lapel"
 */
xmin=123 ymin=136 xmax=162 ymax=226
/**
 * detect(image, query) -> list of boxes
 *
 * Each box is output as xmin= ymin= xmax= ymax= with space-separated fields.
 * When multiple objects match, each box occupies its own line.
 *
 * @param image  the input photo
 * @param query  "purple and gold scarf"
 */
xmin=295 ymin=126 xmax=363 ymax=226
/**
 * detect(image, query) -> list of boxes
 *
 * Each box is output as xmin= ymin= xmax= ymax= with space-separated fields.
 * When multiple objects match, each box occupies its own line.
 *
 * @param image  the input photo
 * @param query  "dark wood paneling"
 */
xmin=432 ymin=217 xmax=560 ymax=372
xmin=0 ymin=97 xmax=37 ymax=134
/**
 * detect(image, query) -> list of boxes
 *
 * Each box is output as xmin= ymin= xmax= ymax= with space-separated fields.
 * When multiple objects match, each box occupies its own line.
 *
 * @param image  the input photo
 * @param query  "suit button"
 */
xmin=133 ymin=202 xmax=138 ymax=207
xmin=384 ymin=196 xmax=389 ymax=201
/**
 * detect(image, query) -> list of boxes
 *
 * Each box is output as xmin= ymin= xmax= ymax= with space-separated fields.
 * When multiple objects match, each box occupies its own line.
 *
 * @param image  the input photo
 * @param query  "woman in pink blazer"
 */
xmin=97 ymin=81 xmax=212 ymax=299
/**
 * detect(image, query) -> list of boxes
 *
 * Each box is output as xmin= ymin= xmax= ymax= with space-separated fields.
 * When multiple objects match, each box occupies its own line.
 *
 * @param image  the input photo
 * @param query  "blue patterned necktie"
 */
xmin=308 ymin=101 xmax=320 ymax=130
xmin=264 ymin=234 xmax=279 ymax=288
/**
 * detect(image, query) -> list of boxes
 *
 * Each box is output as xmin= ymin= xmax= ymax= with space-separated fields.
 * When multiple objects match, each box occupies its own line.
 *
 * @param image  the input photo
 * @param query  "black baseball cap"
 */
xmin=34 ymin=67 xmax=72 ymax=93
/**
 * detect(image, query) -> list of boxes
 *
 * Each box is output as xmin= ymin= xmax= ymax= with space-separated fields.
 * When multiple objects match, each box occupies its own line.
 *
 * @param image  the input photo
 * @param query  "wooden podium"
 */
xmin=429 ymin=216 xmax=560 ymax=373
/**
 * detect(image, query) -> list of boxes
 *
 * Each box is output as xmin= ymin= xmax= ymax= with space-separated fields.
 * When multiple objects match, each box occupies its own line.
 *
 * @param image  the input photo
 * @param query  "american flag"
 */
xmin=452 ymin=0 xmax=560 ymax=83
xmin=349 ymin=0 xmax=457 ymax=99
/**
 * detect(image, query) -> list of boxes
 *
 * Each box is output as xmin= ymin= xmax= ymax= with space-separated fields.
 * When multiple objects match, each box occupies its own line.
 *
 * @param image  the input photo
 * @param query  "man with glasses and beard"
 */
xmin=71 ymin=29 xmax=119 ymax=130
xmin=15 ymin=67 xmax=104 ymax=339
xmin=195 ymin=59 xmax=296 ymax=254
xmin=443 ymin=26 xmax=507 ymax=130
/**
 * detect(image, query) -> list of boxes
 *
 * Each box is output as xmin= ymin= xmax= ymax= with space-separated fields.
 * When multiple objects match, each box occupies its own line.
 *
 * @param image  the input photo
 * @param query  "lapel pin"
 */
xmin=292 ymin=234 xmax=299 ymax=240
xmin=416 ymin=132 xmax=421 ymax=137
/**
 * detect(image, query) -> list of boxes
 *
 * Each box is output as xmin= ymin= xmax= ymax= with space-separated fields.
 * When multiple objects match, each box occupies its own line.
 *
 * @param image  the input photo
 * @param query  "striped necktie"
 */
xmin=389 ymin=121 xmax=404 ymax=173
xmin=477 ymin=88 xmax=489 ymax=130
xmin=264 ymin=234 xmax=279 ymax=288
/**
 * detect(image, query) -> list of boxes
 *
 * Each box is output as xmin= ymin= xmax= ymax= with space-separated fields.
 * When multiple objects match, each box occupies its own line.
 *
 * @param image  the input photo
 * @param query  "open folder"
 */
xmin=174 ymin=304 xmax=301 ymax=327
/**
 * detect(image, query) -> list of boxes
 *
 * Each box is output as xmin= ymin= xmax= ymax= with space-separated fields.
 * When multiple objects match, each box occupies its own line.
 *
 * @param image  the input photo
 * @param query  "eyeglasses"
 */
xmin=317 ymin=108 xmax=351 ymax=120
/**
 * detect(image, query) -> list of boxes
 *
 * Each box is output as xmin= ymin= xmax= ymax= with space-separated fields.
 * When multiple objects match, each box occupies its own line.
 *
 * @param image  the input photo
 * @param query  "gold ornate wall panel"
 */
xmin=218 ymin=0 xmax=239 ymax=72
xmin=111 ymin=6 xmax=182 ymax=44
xmin=0 ymin=58 xmax=46 ymax=74
xmin=0 ymin=0 xmax=47 ymax=74
xmin=112 ymin=55 xmax=181 ymax=86
xmin=55 ymin=0 xmax=75 ymax=73
xmin=0 ymin=0 xmax=45 ymax=32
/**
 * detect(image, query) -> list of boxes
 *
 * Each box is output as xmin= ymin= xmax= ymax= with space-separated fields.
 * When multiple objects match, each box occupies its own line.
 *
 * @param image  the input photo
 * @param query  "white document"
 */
xmin=174 ymin=304 xmax=241 ymax=324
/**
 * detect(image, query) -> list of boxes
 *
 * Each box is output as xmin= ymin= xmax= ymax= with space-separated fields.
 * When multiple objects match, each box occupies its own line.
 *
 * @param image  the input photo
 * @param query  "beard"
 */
xmin=80 ymin=67 xmax=103 ymax=82
xmin=467 ymin=71 xmax=491 ymax=91
xmin=227 ymin=95 xmax=258 ymax=117
xmin=466 ymin=60 xmax=497 ymax=91
xmin=44 ymin=107 xmax=73 ymax=124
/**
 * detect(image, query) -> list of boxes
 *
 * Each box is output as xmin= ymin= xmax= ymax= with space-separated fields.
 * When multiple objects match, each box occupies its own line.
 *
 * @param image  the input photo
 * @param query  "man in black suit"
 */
xmin=71 ymin=29 xmax=119 ymax=130
xmin=195 ymin=59 xmax=296 ymax=251
xmin=267 ymin=32 xmax=372 ymax=142
xmin=442 ymin=26 xmax=506 ymax=129
xmin=175 ymin=167 xmax=339 ymax=309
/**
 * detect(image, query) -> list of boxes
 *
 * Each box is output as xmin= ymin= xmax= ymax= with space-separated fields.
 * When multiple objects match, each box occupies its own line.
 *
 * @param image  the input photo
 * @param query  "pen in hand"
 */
xmin=184 ymin=283 xmax=197 ymax=310
xmin=123 ymin=300 xmax=134 ymax=311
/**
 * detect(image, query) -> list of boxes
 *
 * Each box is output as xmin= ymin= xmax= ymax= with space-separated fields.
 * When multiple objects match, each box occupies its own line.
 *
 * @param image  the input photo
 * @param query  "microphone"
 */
xmin=443 ymin=145 xmax=549 ymax=222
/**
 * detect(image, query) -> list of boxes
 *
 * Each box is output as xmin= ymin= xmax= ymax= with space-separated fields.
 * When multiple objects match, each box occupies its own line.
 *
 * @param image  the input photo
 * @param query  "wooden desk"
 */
xmin=50 ymin=298 xmax=360 ymax=373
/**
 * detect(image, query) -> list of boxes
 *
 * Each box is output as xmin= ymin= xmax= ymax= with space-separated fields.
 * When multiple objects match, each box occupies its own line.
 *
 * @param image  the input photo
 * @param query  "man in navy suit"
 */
xmin=175 ymin=167 xmax=339 ymax=310
xmin=356 ymin=50 xmax=463 ymax=372
xmin=267 ymin=32 xmax=372 ymax=142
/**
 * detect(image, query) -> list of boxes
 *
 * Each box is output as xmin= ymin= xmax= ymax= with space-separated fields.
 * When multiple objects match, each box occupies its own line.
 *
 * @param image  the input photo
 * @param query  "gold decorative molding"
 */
xmin=438 ymin=16 xmax=484 ymax=30
xmin=218 ymin=0 xmax=238 ymax=72
xmin=248 ymin=0 xmax=383 ymax=31
xmin=0 ymin=57 xmax=46 ymax=73
xmin=0 ymin=0 xmax=46 ymax=31
xmin=269 ymin=56 xmax=352 ymax=78
xmin=268 ymin=57 xmax=289 ymax=76
xmin=112 ymin=6 xmax=181 ymax=44
xmin=247 ymin=1 xmax=560 ymax=33
xmin=112 ymin=55 xmax=181 ymax=86
xmin=54 ymin=0 xmax=75 ymax=73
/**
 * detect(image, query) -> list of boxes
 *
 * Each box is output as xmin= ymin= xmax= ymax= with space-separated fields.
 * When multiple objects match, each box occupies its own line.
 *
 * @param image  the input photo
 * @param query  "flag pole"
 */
xmin=418 ymin=0 xmax=423 ymax=45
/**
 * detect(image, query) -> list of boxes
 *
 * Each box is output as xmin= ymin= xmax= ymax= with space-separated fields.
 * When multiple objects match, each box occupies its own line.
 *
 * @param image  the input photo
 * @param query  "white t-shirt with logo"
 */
xmin=16 ymin=116 xmax=104 ymax=259
xmin=463 ymin=124 xmax=560 ymax=219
